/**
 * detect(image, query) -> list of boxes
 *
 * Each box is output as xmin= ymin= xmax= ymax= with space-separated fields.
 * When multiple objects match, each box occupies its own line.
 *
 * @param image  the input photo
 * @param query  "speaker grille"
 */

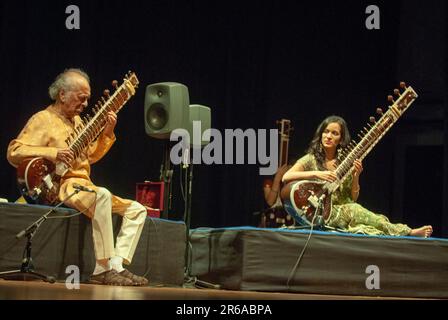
xmin=146 ymin=103 xmax=169 ymax=130
xmin=144 ymin=82 xmax=190 ymax=139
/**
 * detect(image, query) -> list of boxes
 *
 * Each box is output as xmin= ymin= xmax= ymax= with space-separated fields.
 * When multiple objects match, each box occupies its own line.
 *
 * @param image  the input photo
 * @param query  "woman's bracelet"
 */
xmin=353 ymin=187 xmax=360 ymax=193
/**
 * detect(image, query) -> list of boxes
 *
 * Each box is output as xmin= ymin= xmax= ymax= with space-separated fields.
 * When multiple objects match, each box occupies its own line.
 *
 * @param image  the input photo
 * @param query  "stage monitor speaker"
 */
xmin=187 ymin=104 xmax=211 ymax=147
xmin=144 ymin=82 xmax=190 ymax=139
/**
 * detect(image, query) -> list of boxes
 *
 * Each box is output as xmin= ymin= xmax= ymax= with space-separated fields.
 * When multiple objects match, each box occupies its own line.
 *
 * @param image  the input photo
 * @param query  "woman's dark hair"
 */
xmin=306 ymin=115 xmax=351 ymax=170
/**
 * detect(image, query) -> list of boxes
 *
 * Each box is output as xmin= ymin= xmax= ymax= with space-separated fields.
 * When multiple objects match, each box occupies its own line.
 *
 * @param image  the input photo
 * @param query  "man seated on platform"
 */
xmin=6 ymin=68 xmax=149 ymax=286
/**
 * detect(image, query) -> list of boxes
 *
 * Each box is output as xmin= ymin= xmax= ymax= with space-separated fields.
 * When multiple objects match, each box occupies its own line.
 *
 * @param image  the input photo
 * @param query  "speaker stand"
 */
xmin=181 ymin=160 xmax=220 ymax=290
xmin=159 ymin=141 xmax=173 ymax=219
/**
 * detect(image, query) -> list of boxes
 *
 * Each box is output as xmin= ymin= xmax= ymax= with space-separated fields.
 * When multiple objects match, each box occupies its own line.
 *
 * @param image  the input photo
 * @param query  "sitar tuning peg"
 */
xmin=369 ymin=116 xmax=376 ymax=123
xmin=394 ymin=89 xmax=400 ymax=96
xmin=400 ymin=81 xmax=407 ymax=89
xmin=387 ymin=95 xmax=394 ymax=103
xmin=104 ymin=89 xmax=110 ymax=98
xmin=112 ymin=80 xmax=118 ymax=89
xmin=376 ymin=108 xmax=384 ymax=115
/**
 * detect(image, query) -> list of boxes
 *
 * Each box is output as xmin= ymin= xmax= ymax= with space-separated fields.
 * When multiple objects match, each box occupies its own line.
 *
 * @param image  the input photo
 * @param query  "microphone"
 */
xmin=16 ymin=229 xmax=26 ymax=239
xmin=182 ymin=147 xmax=190 ymax=169
xmin=73 ymin=183 xmax=96 ymax=193
xmin=314 ymin=194 xmax=326 ymax=228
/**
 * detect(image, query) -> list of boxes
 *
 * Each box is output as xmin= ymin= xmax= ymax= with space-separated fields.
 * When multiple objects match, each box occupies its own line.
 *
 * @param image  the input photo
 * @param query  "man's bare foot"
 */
xmin=409 ymin=225 xmax=433 ymax=238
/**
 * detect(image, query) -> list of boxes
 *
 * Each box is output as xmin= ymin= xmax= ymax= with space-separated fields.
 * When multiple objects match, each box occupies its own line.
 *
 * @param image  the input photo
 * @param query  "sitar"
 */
xmin=262 ymin=119 xmax=294 ymax=228
xmin=17 ymin=71 xmax=139 ymax=205
xmin=280 ymin=82 xmax=418 ymax=227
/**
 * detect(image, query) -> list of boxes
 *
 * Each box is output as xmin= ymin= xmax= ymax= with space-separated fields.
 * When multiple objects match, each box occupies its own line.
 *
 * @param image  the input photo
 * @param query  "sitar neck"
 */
xmin=278 ymin=119 xmax=291 ymax=167
xmin=326 ymin=84 xmax=417 ymax=192
xmin=66 ymin=72 xmax=139 ymax=159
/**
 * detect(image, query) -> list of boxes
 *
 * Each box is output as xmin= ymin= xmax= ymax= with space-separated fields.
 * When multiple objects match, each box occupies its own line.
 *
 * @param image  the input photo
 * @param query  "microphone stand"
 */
xmin=0 ymin=188 xmax=82 ymax=283
xmin=314 ymin=194 xmax=326 ymax=230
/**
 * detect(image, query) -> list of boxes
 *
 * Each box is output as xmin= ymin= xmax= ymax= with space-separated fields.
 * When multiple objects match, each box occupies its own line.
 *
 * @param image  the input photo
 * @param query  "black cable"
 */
xmin=285 ymin=204 xmax=320 ymax=291
xmin=179 ymin=164 xmax=186 ymax=202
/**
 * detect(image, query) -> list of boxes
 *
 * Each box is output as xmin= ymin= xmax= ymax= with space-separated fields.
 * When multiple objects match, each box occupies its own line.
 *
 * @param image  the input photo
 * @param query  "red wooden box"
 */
xmin=136 ymin=181 xmax=164 ymax=218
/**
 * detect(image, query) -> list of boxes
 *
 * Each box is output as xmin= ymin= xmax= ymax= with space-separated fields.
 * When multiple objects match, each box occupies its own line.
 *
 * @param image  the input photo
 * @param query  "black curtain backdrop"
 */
xmin=0 ymin=0 xmax=446 ymax=236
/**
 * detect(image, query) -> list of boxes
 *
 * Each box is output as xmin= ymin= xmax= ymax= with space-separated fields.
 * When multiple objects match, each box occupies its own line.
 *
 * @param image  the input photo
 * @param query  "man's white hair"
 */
xmin=48 ymin=68 xmax=90 ymax=101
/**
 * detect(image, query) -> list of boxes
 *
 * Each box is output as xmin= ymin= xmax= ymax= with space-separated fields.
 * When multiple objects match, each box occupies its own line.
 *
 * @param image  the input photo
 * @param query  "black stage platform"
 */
xmin=1 ymin=202 xmax=447 ymax=299
xmin=190 ymin=226 xmax=448 ymax=299
xmin=0 ymin=203 xmax=186 ymax=286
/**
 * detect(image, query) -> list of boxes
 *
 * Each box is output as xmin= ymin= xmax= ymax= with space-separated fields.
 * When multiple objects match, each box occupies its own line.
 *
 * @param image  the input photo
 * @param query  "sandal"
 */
xmin=119 ymin=269 xmax=149 ymax=286
xmin=89 ymin=269 xmax=134 ymax=286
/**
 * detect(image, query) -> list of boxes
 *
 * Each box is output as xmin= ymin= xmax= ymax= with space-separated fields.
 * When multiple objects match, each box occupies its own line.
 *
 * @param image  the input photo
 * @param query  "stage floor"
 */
xmin=1 ymin=203 xmax=446 ymax=300
xmin=0 ymin=279 xmax=425 ymax=300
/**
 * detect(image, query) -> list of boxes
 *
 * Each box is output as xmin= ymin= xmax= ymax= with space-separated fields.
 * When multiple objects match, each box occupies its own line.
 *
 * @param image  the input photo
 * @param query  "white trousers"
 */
xmin=91 ymin=187 xmax=147 ymax=264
